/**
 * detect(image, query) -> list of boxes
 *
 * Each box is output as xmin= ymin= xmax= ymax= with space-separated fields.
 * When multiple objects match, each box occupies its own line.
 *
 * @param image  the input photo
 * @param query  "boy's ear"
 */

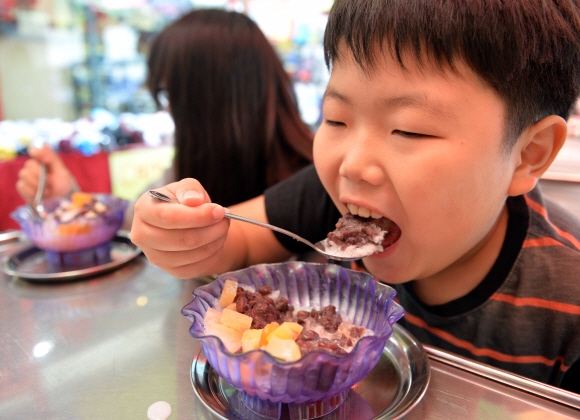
xmin=508 ymin=115 xmax=568 ymax=196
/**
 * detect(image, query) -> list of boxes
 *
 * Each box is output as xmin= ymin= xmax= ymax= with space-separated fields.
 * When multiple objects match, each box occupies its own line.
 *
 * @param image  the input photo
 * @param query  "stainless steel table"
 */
xmin=1 ymin=235 xmax=579 ymax=420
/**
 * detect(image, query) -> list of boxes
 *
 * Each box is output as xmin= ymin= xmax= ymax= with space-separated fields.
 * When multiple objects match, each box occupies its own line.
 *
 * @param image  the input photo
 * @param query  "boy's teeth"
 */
xmin=358 ymin=207 xmax=371 ymax=217
xmin=347 ymin=204 xmax=382 ymax=219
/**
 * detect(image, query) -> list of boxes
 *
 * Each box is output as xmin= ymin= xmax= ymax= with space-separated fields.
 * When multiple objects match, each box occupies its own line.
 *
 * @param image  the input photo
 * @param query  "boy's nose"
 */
xmin=338 ymin=140 xmax=386 ymax=186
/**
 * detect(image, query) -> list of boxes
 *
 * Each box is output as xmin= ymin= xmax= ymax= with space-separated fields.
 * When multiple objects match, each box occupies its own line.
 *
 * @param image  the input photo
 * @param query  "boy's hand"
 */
xmin=130 ymin=178 xmax=230 ymax=279
xmin=16 ymin=144 xmax=78 ymax=202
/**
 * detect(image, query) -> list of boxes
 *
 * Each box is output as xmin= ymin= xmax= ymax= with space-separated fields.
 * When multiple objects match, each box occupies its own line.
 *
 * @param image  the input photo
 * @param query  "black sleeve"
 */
xmin=264 ymin=164 xmax=341 ymax=254
xmin=561 ymin=358 xmax=580 ymax=394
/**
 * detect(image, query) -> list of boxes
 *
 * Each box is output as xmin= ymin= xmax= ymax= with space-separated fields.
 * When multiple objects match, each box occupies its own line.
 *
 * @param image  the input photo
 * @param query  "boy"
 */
xmin=131 ymin=0 xmax=580 ymax=392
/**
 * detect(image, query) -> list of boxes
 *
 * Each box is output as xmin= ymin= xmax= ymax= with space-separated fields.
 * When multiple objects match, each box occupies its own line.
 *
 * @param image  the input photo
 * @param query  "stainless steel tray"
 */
xmin=425 ymin=345 xmax=580 ymax=411
xmin=1 ymin=231 xmax=141 ymax=282
xmin=191 ymin=323 xmax=430 ymax=420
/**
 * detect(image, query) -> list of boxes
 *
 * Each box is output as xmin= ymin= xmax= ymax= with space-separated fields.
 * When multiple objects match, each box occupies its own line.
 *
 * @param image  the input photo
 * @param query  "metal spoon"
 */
xmin=30 ymin=162 xmax=47 ymax=221
xmin=148 ymin=190 xmax=373 ymax=261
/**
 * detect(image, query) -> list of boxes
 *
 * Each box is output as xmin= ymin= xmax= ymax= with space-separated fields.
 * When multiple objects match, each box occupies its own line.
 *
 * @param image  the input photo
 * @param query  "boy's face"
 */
xmin=314 ymin=46 xmax=520 ymax=286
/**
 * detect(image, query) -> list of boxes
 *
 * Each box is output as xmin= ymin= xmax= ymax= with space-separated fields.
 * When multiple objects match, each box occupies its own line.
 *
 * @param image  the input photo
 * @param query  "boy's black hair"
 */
xmin=324 ymin=0 xmax=580 ymax=147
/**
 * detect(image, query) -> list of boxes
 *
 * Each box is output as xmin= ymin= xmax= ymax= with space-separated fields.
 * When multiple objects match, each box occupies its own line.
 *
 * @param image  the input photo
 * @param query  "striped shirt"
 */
xmin=392 ymin=186 xmax=580 ymax=391
xmin=265 ymin=165 xmax=580 ymax=392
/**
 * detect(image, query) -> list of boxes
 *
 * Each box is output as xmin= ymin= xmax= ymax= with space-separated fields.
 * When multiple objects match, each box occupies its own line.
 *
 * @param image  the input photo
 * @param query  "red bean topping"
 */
xmin=230 ymin=286 xmax=369 ymax=356
xmin=258 ymin=285 xmax=272 ymax=295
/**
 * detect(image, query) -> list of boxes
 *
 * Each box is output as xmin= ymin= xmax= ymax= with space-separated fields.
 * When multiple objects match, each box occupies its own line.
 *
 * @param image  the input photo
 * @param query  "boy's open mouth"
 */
xmin=327 ymin=205 xmax=402 ymax=253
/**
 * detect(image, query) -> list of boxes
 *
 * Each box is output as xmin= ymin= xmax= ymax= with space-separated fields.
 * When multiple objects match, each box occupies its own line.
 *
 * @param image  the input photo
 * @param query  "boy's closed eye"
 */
xmin=392 ymin=130 xmax=436 ymax=139
xmin=324 ymin=119 xmax=346 ymax=127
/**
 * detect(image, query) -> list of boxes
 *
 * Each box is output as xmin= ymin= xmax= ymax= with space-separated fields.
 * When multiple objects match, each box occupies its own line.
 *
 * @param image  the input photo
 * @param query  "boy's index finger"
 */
xmin=144 ymin=197 xmax=227 ymax=230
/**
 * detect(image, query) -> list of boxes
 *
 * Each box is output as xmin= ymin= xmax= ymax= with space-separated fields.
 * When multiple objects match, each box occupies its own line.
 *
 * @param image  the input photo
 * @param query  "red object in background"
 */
xmin=0 ymin=151 xmax=112 ymax=231
xmin=0 ymin=70 xmax=4 ymax=121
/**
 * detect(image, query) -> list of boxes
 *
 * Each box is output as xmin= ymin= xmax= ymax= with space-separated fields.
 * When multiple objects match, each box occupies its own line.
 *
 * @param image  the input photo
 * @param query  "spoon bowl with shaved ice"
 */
xmin=323 ymin=203 xmax=402 ymax=260
xmin=11 ymin=192 xmax=128 ymax=267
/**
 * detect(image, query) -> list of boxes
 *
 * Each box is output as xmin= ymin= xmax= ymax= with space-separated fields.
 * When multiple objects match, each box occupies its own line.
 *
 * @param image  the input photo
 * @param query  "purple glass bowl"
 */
xmin=11 ymin=194 xmax=128 ymax=255
xmin=182 ymin=262 xmax=405 ymax=405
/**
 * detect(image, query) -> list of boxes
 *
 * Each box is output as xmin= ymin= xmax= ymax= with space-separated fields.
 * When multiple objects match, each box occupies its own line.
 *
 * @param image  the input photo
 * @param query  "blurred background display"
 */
xmin=0 ymin=0 xmax=331 ymax=138
xmin=0 ymin=0 xmax=333 ymax=230
xmin=1 ymin=0 xmax=578 ymax=211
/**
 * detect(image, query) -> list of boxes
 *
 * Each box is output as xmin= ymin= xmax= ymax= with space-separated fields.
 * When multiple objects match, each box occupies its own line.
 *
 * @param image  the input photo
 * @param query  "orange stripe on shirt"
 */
xmin=404 ymin=312 xmax=569 ymax=370
xmin=525 ymin=195 xmax=580 ymax=251
xmin=491 ymin=292 xmax=580 ymax=315
xmin=523 ymin=237 xmax=565 ymax=248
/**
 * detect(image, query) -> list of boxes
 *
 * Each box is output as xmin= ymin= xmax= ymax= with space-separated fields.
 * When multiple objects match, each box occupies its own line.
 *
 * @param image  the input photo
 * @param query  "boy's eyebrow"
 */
xmin=384 ymin=94 xmax=456 ymax=119
xmin=323 ymin=88 xmax=350 ymax=104
xmin=324 ymin=88 xmax=456 ymax=119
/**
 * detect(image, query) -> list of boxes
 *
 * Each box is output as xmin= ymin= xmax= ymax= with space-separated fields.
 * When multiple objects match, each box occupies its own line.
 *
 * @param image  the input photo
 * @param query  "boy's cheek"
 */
xmin=312 ymin=129 xmax=326 ymax=155
xmin=312 ymin=132 xmax=330 ymax=171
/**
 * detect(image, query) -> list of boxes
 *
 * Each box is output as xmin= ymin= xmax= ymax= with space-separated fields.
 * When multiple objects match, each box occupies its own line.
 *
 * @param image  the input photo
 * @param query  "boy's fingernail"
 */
xmin=213 ymin=205 xmax=225 ymax=220
xmin=183 ymin=190 xmax=201 ymax=200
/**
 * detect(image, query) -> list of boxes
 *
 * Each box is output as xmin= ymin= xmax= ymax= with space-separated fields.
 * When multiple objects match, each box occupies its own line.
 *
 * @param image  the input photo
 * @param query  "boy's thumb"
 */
xmin=174 ymin=178 xmax=211 ymax=206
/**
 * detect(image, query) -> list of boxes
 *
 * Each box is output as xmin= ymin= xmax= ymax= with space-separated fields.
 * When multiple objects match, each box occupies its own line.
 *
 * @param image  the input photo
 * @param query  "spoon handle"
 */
xmin=29 ymin=163 xmax=47 ymax=221
xmin=33 ymin=163 xmax=46 ymax=206
xmin=224 ymin=213 xmax=317 ymax=249
xmin=147 ymin=190 xmax=359 ymax=261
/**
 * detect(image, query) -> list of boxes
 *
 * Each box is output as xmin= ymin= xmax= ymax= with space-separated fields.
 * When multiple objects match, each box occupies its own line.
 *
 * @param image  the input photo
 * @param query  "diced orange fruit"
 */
xmin=241 ymin=329 xmax=263 ymax=352
xmin=269 ymin=322 xmax=303 ymax=341
xmin=264 ymin=336 xmax=302 ymax=362
xmin=71 ymin=192 xmax=93 ymax=209
xmin=220 ymin=308 xmax=253 ymax=331
xmin=204 ymin=307 xmax=221 ymax=324
xmin=57 ymin=222 xmax=91 ymax=235
xmin=218 ymin=279 xmax=238 ymax=308
xmin=259 ymin=322 xmax=280 ymax=347
xmin=204 ymin=319 xmax=242 ymax=353
xmin=226 ymin=302 xmax=237 ymax=311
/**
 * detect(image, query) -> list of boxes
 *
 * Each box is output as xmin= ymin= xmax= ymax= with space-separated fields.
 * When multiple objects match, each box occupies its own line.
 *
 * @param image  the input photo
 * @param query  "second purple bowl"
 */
xmin=11 ymin=193 xmax=128 ymax=253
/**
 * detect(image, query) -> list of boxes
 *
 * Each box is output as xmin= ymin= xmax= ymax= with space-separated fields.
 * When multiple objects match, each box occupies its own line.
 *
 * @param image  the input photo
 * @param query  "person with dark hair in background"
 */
xmin=146 ymin=9 xmax=313 ymax=206
xmin=16 ymin=9 xmax=313 ymax=220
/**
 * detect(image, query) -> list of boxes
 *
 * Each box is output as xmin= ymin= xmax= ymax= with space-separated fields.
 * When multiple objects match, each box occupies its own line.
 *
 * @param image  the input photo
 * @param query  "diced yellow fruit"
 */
xmin=283 ymin=322 xmax=303 ymax=338
xmin=204 ymin=319 xmax=242 ymax=353
xmin=204 ymin=307 xmax=221 ymax=324
xmin=226 ymin=302 xmax=237 ymax=311
xmin=220 ymin=308 xmax=253 ymax=331
xmin=241 ymin=329 xmax=263 ymax=352
xmin=270 ymin=322 xmax=303 ymax=341
xmin=264 ymin=336 xmax=302 ymax=362
xmin=259 ymin=322 xmax=280 ymax=347
xmin=218 ymin=279 xmax=238 ymax=308
xmin=285 ymin=322 xmax=303 ymax=335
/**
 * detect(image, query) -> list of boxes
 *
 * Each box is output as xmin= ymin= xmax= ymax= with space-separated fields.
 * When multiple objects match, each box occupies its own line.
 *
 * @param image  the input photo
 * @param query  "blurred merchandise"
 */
xmin=0 ymin=110 xmax=174 ymax=162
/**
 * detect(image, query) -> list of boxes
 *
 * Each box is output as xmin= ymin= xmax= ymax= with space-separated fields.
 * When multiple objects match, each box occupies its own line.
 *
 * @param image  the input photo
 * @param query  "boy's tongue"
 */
xmin=378 ymin=218 xmax=401 ymax=249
